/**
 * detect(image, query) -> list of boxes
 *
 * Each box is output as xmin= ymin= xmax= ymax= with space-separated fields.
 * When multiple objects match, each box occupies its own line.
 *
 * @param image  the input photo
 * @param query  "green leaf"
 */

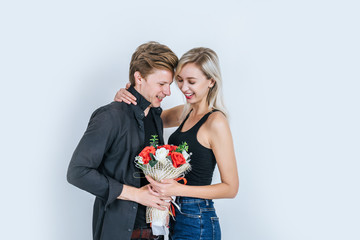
xmin=149 ymin=153 xmax=158 ymax=167
xmin=150 ymin=135 xmax=159 ymax=147
xmin=176 ymin=142 xmax=188 ymax=152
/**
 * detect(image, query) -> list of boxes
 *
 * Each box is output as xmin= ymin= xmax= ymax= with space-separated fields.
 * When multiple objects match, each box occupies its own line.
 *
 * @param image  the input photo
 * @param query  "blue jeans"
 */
xmin=170 ymin=197 xmax=221 ymax=240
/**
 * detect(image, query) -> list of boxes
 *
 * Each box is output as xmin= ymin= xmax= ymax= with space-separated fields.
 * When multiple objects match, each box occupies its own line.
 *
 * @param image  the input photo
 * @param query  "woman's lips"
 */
xmin=184 ymin=93 xmax=194 ymax=99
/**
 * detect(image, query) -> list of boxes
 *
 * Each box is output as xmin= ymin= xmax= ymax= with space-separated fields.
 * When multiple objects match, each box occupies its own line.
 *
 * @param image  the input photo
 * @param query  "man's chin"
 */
xmin=149 ymin=101 xmax=160 ymax=108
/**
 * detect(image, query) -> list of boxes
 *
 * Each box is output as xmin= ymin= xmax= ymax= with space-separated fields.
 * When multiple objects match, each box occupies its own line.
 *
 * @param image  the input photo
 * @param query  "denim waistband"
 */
xmin=177 ymin=197 xmax=213 ymax=204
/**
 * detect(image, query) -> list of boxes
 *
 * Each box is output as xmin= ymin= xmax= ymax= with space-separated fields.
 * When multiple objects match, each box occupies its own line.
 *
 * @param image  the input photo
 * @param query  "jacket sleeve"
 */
xmin=67 ymin=108 xmax=123 ymax=209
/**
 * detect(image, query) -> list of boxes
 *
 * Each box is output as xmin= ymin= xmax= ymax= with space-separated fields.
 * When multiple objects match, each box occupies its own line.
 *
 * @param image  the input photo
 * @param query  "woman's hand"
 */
xmin=114 ymin=83 xmax=137 ymax=105
xmin=146 ymin=175 xmax=182 ymax=197
xmin=136 ymin=185 xmax=171 ymax=210
xmin=118 ymin=184 xmax=171 ymax=211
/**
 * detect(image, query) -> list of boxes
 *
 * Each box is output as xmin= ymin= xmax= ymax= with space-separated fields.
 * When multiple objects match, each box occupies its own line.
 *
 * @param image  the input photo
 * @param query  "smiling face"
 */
xmin=176 ymin=63 xmax=215 ymax=105
xmin=134 ymin=68 xmax=173 ymax=107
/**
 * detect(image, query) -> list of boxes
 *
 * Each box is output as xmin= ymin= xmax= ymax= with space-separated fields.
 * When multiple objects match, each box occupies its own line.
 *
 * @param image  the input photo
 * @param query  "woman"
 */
xmin=116 ymin=47 xmax=238 ymax=240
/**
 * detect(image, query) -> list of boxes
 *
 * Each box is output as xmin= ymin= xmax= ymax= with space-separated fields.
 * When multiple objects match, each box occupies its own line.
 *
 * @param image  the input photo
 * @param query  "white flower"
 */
xmin=182 ymin=150 xmax=190 ymax=161
xmin=155 ymin=147 xmax=169 ymax=164
xmin=135 ymin=156 xmax=144 ymax=164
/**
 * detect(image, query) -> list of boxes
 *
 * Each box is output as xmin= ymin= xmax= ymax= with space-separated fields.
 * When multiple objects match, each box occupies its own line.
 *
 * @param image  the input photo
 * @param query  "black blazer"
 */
xmin=67 ymin=86 xmax=164 ymax=240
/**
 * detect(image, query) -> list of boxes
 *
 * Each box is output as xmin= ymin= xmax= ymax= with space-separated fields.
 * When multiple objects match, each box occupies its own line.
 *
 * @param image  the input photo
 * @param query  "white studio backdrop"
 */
xmin=0 ymin=0 xmax=359 ymax=239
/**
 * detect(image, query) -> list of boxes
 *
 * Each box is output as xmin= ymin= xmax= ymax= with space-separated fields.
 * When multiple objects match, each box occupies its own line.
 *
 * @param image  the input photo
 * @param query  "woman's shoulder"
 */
xmin=205 ymin=111 xmax=232 ymax=146
xmin=207 ymin=110 xmax=228 ymax=126
xmin=202 ymin=110 xmax=229 ymax=134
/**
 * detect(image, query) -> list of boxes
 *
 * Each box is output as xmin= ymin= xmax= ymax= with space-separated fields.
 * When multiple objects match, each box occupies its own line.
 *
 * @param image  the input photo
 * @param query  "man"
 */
xmin=67 ymin=42 xmax=178 ymax=240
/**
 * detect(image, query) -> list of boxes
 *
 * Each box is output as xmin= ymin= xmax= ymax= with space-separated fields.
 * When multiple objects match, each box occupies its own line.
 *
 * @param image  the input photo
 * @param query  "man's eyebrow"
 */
xmin=159 ymin=80 xmax=173 ymax=84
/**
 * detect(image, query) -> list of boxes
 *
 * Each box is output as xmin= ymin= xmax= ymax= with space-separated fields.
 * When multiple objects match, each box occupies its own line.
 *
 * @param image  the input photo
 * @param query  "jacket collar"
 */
xmin=128 ymin=85 xmax=163 ymax=117
xmin=128 ymin=85 xmax=150 ymax=121
xmin=128 ymin=85 xmax=151 ymax=112
xmin=128 ymin=86 xmax=164 ymax=145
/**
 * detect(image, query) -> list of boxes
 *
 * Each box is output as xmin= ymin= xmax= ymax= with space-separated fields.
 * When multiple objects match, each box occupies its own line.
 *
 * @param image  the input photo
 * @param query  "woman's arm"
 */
xmin=114 ymin=87 xmax=184 ymax=128
xmin=147 ymin=112 xmax=239 ymax=199
xmin=161 ymin=105 xmax=184 ymax=128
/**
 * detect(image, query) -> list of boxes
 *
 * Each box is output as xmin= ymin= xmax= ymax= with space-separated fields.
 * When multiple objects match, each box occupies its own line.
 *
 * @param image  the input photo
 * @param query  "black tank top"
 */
xmin=168 ymin=110 xmax=218 ymax=186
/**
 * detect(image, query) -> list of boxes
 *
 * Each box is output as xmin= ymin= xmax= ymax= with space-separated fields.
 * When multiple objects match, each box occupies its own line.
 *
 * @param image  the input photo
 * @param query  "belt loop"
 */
xmin=206 ymin=199 xmax=209 ymax=206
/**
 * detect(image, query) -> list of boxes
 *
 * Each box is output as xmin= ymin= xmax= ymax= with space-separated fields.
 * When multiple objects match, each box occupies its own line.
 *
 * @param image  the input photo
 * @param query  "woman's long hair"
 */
xmin=175 ymin=47 xmax=228 ymax=121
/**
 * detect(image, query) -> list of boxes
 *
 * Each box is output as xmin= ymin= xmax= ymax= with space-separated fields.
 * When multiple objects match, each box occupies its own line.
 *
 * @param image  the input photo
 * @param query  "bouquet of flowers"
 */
xmin=135 ymin=135 xmax=191 ymax=238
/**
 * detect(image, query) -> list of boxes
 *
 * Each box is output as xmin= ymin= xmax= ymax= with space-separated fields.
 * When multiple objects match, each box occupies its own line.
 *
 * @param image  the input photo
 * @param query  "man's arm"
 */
xmin=67 ymin=108 xmax=170 ymax=210
xmin=67 ymin=109 xmax=123 ymax=208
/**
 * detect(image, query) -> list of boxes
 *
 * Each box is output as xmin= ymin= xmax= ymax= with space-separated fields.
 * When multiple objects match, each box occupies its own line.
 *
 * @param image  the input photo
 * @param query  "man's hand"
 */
xmin=114 ymin=83 xmax=137 ymax=105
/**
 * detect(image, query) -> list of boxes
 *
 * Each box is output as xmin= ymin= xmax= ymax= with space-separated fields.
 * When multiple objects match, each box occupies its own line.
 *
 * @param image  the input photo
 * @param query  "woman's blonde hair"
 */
xmin=175 ymin=47 xmax=227 ymax=120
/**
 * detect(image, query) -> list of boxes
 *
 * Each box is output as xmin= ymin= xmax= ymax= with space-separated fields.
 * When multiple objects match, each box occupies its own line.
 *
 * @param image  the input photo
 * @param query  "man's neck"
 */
xmin=144 ymin=106 xmax=150 ymax=116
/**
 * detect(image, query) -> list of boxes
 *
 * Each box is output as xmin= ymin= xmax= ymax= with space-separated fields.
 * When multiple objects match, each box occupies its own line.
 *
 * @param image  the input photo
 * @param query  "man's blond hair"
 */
xmin=129 ymin=41 xmax=178 ymax=85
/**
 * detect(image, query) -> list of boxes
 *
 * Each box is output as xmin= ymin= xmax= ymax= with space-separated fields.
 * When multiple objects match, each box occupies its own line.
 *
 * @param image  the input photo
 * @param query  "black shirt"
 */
xmin=67 ymin=86 xmax=164 ymax=240
xmin=143 ymin=110 xmax=159 ymax=149
xmin=134 ymin=110 xmax=159 ymax=228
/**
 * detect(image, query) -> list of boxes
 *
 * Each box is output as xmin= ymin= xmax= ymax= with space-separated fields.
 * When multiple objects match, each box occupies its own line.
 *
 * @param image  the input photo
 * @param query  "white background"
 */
xmin=1 ymin=0 xmax=359 ymax=239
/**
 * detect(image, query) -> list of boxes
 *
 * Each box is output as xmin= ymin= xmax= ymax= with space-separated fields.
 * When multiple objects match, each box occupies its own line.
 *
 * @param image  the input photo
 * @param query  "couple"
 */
xmin=67 ymin=42 xmax=239 ymax=240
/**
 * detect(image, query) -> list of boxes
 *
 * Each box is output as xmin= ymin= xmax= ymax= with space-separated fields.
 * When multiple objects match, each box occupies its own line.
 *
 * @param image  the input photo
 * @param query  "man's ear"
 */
xmin=134 ymin=71 xmax=143 ymax=85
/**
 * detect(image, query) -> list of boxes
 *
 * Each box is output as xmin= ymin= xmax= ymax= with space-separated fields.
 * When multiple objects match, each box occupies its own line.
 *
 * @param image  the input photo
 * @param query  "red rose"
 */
xmin=170 ymin=152 xmax=186 ymax=168
xmin=158 ymin=145 xmax=178 ymax=155
xmin=139 ymin=146 xmax=156 ymax=164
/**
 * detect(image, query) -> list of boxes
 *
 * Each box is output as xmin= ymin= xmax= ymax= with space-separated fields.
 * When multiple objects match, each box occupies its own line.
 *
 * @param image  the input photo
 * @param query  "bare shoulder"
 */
xmin=204 ymin=111 xmax=233 ymax=149
xmin=206 ymin=111 xmax=229 ymax=131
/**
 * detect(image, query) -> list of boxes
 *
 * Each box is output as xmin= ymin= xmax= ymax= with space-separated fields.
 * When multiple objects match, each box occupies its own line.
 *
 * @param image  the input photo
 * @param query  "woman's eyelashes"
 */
xmin=176 ymin=78 xmax=195 ymax=85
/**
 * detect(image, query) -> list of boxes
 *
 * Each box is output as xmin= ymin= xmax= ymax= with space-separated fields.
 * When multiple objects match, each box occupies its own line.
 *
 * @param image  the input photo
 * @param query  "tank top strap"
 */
xmin=178 ymin=109 xmax=193 ymax=130
xmin=190 ymin=109 xmax=219 ymax=132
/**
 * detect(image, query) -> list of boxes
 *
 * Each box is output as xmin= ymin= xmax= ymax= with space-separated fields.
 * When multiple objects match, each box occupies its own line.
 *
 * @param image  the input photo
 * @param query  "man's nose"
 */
xmin=163 ymin=85 xmax=171 ymax=96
